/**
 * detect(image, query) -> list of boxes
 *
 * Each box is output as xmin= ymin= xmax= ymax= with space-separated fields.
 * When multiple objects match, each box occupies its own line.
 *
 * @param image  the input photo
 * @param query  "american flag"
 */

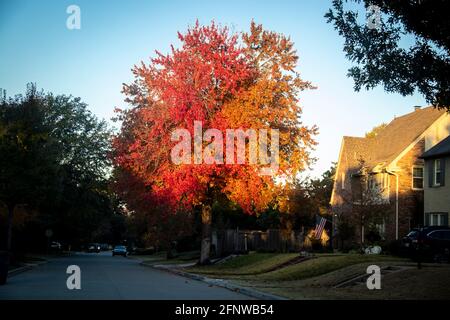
xmin=315 ymin=216 xmax=327 ymax=240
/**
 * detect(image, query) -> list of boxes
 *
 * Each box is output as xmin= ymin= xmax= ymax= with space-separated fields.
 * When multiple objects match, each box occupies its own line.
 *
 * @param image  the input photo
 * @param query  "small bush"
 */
xmin=387 ymin=240 xmax=403 ymax=256
xmin=132 ymin=247 xmax=155 ymax=255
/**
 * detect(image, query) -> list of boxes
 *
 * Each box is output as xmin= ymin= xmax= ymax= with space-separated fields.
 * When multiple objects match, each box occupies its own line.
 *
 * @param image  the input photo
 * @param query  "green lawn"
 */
xmin=186 ymin=252 xmax=408 ymax=282
xmin=184 ymin=252 xmax=449 ymax=300
xmin=255 ymin=254 xmax=407 ymax=281
xmin=186 ymin=253 xmax=299 ymax=276
xmin=240 ymin=263 xmax=450 ymax=300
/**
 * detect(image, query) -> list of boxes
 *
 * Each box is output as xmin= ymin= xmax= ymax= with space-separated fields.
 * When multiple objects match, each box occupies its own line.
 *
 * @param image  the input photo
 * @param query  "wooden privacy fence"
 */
xmin=211 ymin=229 xmax=305 ymax=256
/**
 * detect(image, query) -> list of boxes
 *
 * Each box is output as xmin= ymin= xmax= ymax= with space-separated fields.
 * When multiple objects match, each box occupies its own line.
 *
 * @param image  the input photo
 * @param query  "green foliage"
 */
xmin=0 ymin=84 xmax=122 ymax=251
xmin=0 ymin=84 xmax=60 ymax=209
xmin=365 ymin=123 xmax=387 ymax=138
xmin=325 ymin=0 xmax=450 ymax=109
xmin=336 ymin=215 xmax=356 ymax=244
xmin=288 ymin=163 xmax=336 ymax=229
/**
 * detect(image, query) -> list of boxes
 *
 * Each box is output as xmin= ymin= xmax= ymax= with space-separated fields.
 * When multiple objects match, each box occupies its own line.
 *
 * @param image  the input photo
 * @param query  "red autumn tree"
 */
xmin=113 ymin=21 xmax=317 ymax=264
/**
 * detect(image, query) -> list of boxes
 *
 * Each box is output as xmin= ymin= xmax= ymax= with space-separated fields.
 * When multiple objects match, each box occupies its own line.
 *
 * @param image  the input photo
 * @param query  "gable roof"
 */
xmin=340 ymin=136 xmax=370 ymax=176
xmin=421 ymin=135 xmax=450 ymax=159
xmin=340 ymin=106 xmax=446 ymax=171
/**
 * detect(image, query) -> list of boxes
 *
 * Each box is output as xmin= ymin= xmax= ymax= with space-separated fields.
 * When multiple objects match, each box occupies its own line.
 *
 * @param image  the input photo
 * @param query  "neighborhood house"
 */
xmin=331 ymin=106 xmax=450 ymax=246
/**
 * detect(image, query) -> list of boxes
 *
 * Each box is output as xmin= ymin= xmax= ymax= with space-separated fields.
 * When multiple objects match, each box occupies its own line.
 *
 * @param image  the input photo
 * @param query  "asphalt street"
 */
xmin=0 ymin=252 xmax=251 ymax=300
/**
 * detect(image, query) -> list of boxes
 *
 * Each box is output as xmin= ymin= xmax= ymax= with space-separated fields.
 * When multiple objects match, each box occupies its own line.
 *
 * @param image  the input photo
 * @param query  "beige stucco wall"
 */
xmin=424 ymin=155 xmax=450 ymax=215
xmin=424 ymin=113 xmax=450 ymax=152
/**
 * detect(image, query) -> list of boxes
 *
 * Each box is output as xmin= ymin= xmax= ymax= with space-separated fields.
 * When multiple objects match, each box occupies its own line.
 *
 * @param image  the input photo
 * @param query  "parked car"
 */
xmin=99 ymin=243 xmax=109 ymax=251
xmin=86 ymin=243 xmax=101 ymax=253
xmin=402 ymin=226 xmax=450 ymax=262
xmin=112 ymin=245 xmax=127 ymax=257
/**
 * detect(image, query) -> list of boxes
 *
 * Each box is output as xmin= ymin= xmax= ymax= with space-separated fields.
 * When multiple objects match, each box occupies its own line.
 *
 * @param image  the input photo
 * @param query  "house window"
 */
xmin=430 ymin=213 xmax=447 ymax=226
xmin=412 ymin=166 xmax=424 ymax=189
xmin=367 ymin=174 xmax=382 ymax=191
xmin=341 ymin=173 xmax=345 ymax=189
xmin=382 ymin=173 xmax=389 ymax=189
xmin=376 ymin=220 xmax=386 ymax=239
xmin=434 ymin=159 xmax=441 ymax=186
xmin=366 ymin=173 xmax=389 ymax=203
xmin=370 ymin=173 xmax=389 ymax=190
xmin=368 ymin=175 xmax=376 ymax=190
xmin=381 ymin=173 xmax=390 ymax=200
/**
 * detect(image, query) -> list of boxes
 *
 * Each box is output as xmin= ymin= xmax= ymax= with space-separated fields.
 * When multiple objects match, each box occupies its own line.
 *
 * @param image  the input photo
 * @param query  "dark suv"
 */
xmin=402 ymin=226 xmax=450 ymax=262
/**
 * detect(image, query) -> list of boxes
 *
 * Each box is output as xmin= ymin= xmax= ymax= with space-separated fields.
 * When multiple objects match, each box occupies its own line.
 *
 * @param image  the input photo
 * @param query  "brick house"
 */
xmin=330 ymin=106 xmax=450 ymax=246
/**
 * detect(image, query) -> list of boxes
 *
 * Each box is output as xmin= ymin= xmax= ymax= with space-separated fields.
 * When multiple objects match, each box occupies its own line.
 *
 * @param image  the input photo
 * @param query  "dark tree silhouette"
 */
xmin=325 ymin=0 xmax=450 ymax=109
xmin=0 ymin=84 xmax=119 ymax=255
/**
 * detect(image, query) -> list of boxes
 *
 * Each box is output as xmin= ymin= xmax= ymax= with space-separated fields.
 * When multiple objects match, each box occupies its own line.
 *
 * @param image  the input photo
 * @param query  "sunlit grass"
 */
xmin=186 ymin=253 xmax=299 ymax=275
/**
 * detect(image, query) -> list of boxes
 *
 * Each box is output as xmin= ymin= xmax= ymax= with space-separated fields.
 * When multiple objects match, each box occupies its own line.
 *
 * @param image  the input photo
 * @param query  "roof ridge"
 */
xmin=390 ymin=105 xmax=444 ymax=121
xmin=338 ymin=106 xmax=447 ymax=170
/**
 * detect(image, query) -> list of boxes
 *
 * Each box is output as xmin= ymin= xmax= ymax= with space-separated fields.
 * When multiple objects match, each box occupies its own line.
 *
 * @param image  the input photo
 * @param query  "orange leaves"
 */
xmin=113 ymin=21 xmax=317 ymax=216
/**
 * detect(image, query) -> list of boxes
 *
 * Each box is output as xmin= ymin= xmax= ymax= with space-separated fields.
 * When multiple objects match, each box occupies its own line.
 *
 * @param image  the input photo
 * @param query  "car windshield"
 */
xmin=428 ymin=231 xmax=442 ymax=239
xmin=115 ymin=246 xmax=126 ymax=250
xmin=406 ymin=230 xmax=419 ymax=239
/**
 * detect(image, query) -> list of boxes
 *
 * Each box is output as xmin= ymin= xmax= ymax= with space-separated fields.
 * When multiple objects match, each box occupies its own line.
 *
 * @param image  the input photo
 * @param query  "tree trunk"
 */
xmin=166 ymin=240 xmax=177 ymax=259
xmin=6 ymin=204 xmax=14 ymax=252
xmin=199 ymin=204 xmax=212 ymax=265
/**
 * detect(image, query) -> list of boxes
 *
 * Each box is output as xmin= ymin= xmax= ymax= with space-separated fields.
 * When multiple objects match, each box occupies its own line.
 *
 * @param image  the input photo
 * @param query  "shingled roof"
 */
xmin=340 ymin=106 xmax=446 ymax=172
xmin=421 ymin=134 xmax=450 ymax=159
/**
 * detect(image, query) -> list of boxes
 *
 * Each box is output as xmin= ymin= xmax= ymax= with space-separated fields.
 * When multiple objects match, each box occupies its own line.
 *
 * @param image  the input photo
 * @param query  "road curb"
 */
xmin=141 ymin=262 xmax=288 ymax=300
xmin=8 ymin=261 xmax=47 ymax=278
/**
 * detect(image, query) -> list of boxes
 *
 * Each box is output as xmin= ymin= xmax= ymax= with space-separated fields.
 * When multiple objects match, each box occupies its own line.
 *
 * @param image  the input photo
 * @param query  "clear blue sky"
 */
xmin=0 ymin=0 xmax=426 ymax=177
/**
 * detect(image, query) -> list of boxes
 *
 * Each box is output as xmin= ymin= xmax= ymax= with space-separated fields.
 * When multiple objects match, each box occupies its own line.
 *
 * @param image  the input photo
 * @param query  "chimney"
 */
xmin=414 ymin=105 xmax=421 ymax=111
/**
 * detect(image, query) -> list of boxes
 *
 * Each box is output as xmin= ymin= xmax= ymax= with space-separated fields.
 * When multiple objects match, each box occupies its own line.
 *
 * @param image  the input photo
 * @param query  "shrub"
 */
xmin=387 ymin=240 xmax=403 ymax=256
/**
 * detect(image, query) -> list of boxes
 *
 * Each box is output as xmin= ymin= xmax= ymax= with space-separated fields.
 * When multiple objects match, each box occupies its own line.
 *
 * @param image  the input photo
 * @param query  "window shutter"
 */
xmin=441 ymin=158 xmax=446 ymax=186
xmin=428 ymin=160 xmax=434 ymax=187
xmin=443 ymin=213 xmax=449 ymax=227
xmin=425 ymin=213 xmax=430 ymax=226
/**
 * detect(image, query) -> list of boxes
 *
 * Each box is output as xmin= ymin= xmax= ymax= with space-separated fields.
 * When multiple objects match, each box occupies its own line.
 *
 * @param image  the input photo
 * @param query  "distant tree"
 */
xmin=325 ymin=0 xmax=450 ymax=109
xmin=285 ymin=164 xmax=336 ymax=230
xmin=308 ymin=164 xmax=336 ymax=215
xmin=365 ymin=123 xmax=387 ymax=138
xmin=0 ymin=85 xmax=59 ymax=251
xmin=0 ymin=84 xmax=116 ymax=252
xmin=256 ymin=207 xmax=281 ymax=230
